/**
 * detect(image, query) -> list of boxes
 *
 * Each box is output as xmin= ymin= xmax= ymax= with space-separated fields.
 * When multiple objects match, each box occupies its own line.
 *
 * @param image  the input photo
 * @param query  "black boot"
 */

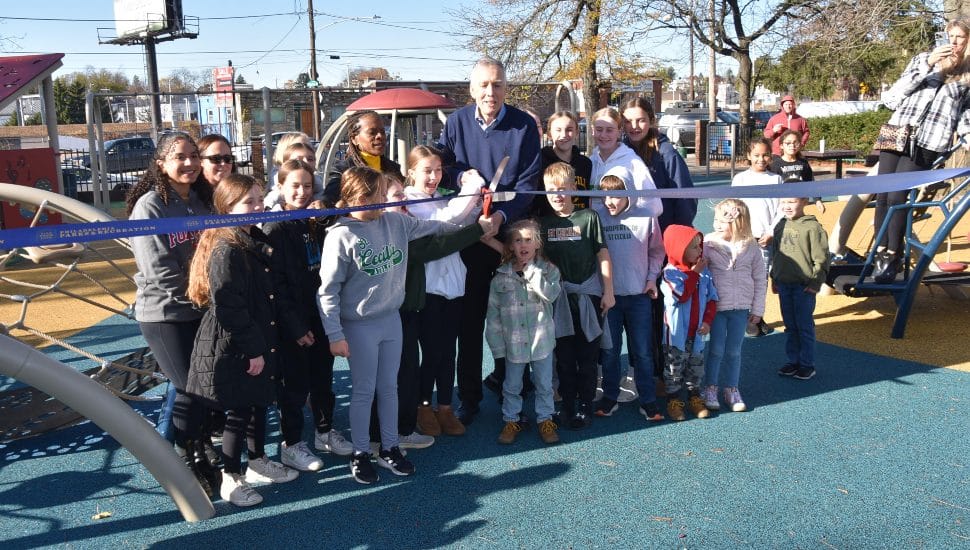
xmin=873 ymin=251 xmax=901 ymax=284
xmin=193 ymin=439 xmax=222 ymax=494
xmin=175 ymin=441 xmax=214 ymax=498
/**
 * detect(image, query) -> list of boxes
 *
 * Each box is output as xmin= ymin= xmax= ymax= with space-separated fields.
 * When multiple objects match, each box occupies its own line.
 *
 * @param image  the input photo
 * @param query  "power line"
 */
xmin=0 ymin=12 xmax=300 ymax=22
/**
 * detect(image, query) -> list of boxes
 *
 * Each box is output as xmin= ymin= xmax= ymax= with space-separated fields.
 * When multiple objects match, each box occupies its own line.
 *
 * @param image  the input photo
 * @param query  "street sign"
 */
xmin=307 ymin=80 xmax=319 ymax=87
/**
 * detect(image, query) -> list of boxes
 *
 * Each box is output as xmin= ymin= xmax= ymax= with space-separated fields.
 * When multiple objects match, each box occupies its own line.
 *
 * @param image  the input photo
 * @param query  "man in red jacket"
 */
xmin=763 ymin=95 xmax=810 ymax=155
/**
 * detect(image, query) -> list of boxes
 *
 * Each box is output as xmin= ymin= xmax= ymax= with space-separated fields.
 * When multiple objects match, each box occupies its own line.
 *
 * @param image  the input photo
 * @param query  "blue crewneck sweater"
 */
xmin=441 ymin=104 xmax=542 ymax=224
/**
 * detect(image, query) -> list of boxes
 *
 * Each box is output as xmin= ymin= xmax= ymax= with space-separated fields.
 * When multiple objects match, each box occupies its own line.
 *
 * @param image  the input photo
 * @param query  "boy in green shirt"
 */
xmin=539 ymin=162 xmax=615 ymax=429
xmin=771 ymin=197 xmax=830 ymax=381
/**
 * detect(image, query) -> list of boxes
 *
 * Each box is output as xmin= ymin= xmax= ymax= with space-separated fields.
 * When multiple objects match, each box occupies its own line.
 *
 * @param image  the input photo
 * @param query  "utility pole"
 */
xmin=707 ymin=0 xmax=716 ymax=121
xmin=308 ymin=0 xmax=321 ymax=140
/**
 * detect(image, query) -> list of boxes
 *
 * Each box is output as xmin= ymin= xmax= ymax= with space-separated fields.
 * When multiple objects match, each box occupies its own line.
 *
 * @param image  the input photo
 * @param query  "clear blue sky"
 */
xmin=0 ymin=1 xmax=711 ymax=89
xmin=0 ymin=1 xmax=481 ymax=87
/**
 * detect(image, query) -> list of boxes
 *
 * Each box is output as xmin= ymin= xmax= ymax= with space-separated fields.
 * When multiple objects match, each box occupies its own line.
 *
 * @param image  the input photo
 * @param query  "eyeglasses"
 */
xmin=202 ymin=155 xmax=234 ymax=164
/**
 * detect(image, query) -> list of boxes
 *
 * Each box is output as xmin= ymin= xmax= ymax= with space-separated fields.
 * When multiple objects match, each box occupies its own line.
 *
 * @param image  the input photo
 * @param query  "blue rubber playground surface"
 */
xmin=1 ymin=313 xmax=969 ymax=548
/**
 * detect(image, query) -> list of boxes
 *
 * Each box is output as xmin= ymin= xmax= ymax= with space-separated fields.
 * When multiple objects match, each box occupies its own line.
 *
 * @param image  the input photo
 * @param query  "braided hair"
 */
xmin=125 ymin=132 xmax=208 ymax=215
xmin=344 ymin=110 xmax=384 ymax=169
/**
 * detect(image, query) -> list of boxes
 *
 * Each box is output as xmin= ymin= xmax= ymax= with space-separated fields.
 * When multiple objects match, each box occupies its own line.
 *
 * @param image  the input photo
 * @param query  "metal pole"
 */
xmin=262 ymin=87 xmax=273 ymax=175
xmin=145 ymin=36 xmax=162 ymax=138
xmin=308 ymin=0 xmax=321 ymax=140
xmin=40 ymin=76 xmax=63 ymax=195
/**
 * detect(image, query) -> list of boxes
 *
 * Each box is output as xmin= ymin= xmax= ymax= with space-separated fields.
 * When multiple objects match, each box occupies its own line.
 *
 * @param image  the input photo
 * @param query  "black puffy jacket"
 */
xmin=187 ymin=227 xmax=295 ymax=410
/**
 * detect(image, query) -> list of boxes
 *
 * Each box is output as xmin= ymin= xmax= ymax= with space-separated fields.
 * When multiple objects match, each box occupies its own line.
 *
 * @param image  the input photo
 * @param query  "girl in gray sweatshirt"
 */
xmin=317 ymin=167 xmax=452 ymax=484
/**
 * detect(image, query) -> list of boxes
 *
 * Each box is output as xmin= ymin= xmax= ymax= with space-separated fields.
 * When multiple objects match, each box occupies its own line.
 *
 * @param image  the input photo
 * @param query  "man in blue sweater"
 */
xmin=440 ymin=57 xmax=542 ymax=425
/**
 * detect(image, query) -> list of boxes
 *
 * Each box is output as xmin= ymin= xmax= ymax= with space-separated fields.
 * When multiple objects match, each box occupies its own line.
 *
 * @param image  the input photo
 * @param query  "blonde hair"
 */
xmin=500 ymin=219 xmax=543 ymax=265
xmin=592 ymin=107 xmax=622 ymax=127
xmin=273 ymin=132 xmax=312 ymax=166
xmin=404 ymin=145 xmax=442 ymax=186
xmin=188 ymin=174 xmax=264 ymax=307
xmin=546 ymin=110 xmax=579 ymax=134
xmin=337 ymin=166 xmax=385 ymax=210
xmin=714 ymin=199 xmax=754 ymax=243
xmin=543 ymin=161 xmax=576 ymax=188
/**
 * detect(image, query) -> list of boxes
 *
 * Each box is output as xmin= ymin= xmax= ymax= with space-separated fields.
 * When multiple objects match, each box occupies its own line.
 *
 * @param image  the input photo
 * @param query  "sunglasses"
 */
xmin=202 ymin=154 xmax=234 ymax=164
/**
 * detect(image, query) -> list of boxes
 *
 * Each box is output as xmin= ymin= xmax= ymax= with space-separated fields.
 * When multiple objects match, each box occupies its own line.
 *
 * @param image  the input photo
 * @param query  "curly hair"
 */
xmin=125 ymin=132 xmax=209 ymax=215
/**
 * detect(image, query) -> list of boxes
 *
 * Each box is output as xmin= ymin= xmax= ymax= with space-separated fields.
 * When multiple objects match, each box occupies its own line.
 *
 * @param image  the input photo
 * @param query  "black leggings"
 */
xmin=419 ymin=294 xmax=462 ymax=406
xmin=875 ymin=147 xmax=940 ymax=252
xmin=278 ymin=330 xmax=335 ymax=446
xmin=139 ymin=319 xmax=204 ymax=442
xmin=222 ymin=406 xmax=268 ymax=474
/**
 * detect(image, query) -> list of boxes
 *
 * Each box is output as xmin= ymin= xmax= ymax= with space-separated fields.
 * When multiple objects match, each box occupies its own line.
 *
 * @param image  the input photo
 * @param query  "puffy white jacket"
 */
xmin=703 ymin=233 xmax=767 ymax=316
xmin=590 ymin=142 xmax=663 ymax=218
xmin=404 ymin=181 xmax=481 ymax=299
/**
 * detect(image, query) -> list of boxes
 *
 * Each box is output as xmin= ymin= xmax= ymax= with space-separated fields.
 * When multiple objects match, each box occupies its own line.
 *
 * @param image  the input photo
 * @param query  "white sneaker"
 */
xmin=617 ymin=375 xmax=639 ymax=403
xmin=245 ymin=456 xmax=298 ymax=484
xmin=281 ymin=441 xmax=323 ymax=472
xmin=220 ymin=471 xmax=262 ymax=507
xmin=399 ymin=432 xmax=435 ymax=449
xmin=723 ymin=387 xmax=747 ymax=412
xmin=314 ymin=429 xmax=354 ymax=456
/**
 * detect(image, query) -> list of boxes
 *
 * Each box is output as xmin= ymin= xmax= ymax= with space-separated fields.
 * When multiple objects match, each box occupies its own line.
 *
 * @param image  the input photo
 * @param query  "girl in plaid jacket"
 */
xmin=485 ymin=219 xmax=562 ymax=445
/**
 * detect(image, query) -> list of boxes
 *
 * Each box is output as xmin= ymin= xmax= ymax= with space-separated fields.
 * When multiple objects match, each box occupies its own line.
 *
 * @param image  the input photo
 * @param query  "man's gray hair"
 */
xmin=470 ymin=56 xmax=506 ymax=79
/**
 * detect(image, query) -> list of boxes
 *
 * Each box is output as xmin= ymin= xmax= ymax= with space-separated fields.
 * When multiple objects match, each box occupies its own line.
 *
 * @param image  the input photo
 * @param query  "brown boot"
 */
xmin=538 ymin=419 xmax=560 ymax=444
xmin=435 ymin=406 xmax=466 ymax=436
xmin=688 ymin=395 xmax=710 ymax=419
xmin=497 ymin=420 xmax=522 ymax=444
xmin=416 ymin=405 xmax=441 ymax=436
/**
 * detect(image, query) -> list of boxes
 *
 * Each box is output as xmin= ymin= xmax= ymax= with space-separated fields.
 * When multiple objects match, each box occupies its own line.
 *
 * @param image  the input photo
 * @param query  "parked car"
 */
xmin=749 ymin=110 xmax=773 ymax=132
xmin=658 ymin=109 xmax=737 ymax=151
xmin=81 ymin=137 xmax=155 ymax=173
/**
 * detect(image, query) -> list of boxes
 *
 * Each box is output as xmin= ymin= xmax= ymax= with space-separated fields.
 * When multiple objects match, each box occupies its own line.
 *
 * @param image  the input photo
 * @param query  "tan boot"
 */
xmin=538 ymin=419 xmax=560 ymax=444
xmin=688 ymin=395 xmax=710 ymax=419
xmin=416 ymin=405 xmax=441 ymax=436
xmin=497 ymin=421 xmax=521 ymax=444
xmin=435 ymin=406 xmax=466 ymax=436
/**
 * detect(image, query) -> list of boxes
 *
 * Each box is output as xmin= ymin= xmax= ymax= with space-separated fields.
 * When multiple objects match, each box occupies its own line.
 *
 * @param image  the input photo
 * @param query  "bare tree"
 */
xmin=456 ymin=0 xmax=653 ymax=138
xmin=643 ymin=0 xmax=817 ymax=123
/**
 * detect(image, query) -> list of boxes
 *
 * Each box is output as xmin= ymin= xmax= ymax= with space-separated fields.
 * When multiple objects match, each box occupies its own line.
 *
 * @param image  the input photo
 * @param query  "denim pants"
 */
xmin=705 ymin=309 xmax=748 ymax=388
xmin=502 ymin=354 xmax=555 ymax=423
xmin=776 ymin=282 xmax=817 ymax=368
xmin=600 ymin=293 xmax=656 ymax=404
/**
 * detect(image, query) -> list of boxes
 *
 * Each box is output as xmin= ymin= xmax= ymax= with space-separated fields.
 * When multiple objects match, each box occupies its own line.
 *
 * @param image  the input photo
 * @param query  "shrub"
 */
xmin=804 ymin=110 xmax=892 ymax=155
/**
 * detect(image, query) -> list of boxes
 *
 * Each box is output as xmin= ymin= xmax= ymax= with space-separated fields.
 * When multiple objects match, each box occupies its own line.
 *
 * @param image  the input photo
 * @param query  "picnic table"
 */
xmin=802 ymin=149 xmax=861 ymax=179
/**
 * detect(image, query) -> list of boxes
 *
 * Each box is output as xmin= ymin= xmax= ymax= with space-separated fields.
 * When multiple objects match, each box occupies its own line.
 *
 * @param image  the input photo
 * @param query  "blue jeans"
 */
xmin=154 ymin=382 xmax=177 ymax=442
xmin=600 ymin=293 xmax=656 ymax=404
xmin=705 ymin=309 xmax=748 ymax=388
xmin=776 ymin=282 xmax=817 ymax=368
xmin=503 ymin=354 xmax=555 ymax=423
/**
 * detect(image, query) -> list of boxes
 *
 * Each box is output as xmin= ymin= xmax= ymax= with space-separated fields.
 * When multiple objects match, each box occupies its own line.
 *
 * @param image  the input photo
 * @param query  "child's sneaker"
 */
xmin=638 ymin=401 xmax=664 ymax=421
xmin=220 ymin=471 xmax=262 ymax=507
xmin=497 ymin=420 xmax=522 ymax=444
xmin=245 ymin=455 xmax=298 ymax=484
xmin=702 ymin=385 xmax=720 ymax=410
xmin=794 ymin=366 xmax=816 ymax=380
xmin=666 ymin=398 xmax=686 ymax=421
xmin=315 ymin=429 xmax=354 ymax=456
xmin=569 ymin=404 xmax=591 ymax=430
xmin=538 ymin=419 xmax=559 ymax=444
xmin=398 ymin=432 xmax=435 ymax=449
xmin=778 ymin=363 xmax=799 ymax=377
xmin=723 ymin=387 xmax=747 ymax=412
xmin=350 ymin=452 xmax=379 ymax=484
xmin=617 ymin=374 xmax=639 ymax=402
xmin=594 ymin=397 xmax=618 ymax=417
xmin=688 ymin=395 xmax=710 ymax=419
xmin=281 ymin=441 xmax=323 ymax=472
xmin=377 ymin=446 xmax=415 ymax=476
xmin=416 ymin=405 xmax=441 ymax=436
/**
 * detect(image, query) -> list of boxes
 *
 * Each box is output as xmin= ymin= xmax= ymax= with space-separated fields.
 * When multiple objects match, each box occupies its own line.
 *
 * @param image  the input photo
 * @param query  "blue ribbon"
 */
xmin=1 ymin=168 xmax=967 ymax=249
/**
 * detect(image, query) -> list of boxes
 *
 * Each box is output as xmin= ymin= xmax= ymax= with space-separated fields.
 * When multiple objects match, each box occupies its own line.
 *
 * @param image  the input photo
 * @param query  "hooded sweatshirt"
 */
xmin=590 ymin=142 xmax=663 ymax=218
xmin=317 ymin=212 xmax=450 ymax=342
xmin=770 ymin=214 xmax=830 ymax=292
xmin=592 ymin=166 xmax=665 ymax=296
xmin=661 ymin=224 xmax=718 ymax=353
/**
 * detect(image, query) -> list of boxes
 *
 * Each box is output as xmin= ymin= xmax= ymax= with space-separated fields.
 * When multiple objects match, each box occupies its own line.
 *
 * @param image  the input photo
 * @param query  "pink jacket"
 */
xmin=763 ymin=111 xmax=810 ymax=156
xmin=703 ymin=233 xmax=767 ymax=317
